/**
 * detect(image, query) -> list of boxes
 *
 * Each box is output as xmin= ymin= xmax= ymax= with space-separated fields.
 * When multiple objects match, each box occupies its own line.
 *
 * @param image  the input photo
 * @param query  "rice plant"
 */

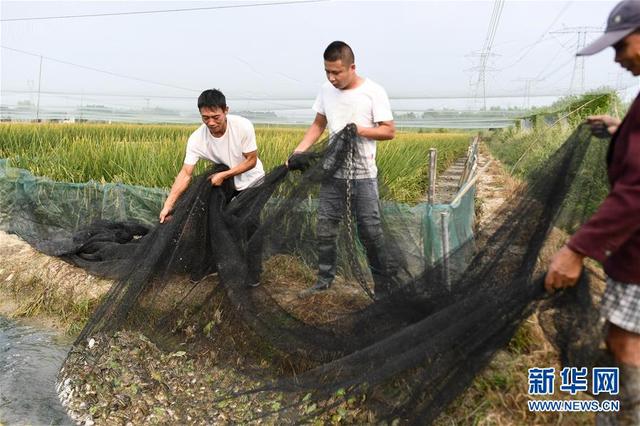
xmin=0 ymin=123 xmax=471 ymax=204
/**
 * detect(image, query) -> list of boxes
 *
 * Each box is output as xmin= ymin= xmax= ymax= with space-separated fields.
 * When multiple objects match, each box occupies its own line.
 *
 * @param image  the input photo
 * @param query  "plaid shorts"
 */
xmin=601 ymin=277 xmax=640 ymax=334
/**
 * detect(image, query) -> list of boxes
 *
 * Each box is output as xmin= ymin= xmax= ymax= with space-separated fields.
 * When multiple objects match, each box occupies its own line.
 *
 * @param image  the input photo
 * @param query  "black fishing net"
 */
xmin=11 ymin=124 xmax=608 ymax=423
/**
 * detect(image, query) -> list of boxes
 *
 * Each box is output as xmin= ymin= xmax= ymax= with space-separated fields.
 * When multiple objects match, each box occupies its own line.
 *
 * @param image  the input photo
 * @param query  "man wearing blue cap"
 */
xmin=545 ymin=1 xmax=640 ymax=423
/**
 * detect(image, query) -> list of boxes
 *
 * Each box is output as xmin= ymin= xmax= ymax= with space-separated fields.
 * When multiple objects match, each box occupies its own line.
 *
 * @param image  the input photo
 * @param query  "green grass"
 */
xmin=485 ymin=125 xmax=573 ymax=178
xmin=0 ymin=122 xmax=472 ymax=204
xmin=486 ymin=124 xmax=609 ymax=226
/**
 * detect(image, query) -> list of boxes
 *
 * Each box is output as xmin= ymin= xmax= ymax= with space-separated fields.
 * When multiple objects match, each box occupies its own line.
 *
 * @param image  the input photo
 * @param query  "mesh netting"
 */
xmin=0 ymin=158 xmax=165 ymax=240
xmin=2 ymin=124 xmax=606 ymax=423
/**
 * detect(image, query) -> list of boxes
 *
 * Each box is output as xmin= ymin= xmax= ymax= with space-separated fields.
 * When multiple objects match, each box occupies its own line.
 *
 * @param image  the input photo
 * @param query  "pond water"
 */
xmin=0 ymin=316 xmax=72 ymax=425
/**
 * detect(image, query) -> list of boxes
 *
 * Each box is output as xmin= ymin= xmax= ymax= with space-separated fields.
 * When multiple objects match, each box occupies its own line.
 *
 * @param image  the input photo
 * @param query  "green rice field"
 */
xmin=0 ymin=123 xmax=472 ymax=204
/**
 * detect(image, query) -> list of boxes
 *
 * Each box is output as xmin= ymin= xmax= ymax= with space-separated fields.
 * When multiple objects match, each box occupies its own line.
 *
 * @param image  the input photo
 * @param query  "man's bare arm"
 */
xmin=159 ymin=163 xmax=195 ymax=223
xmin=209 ymin=151 xmax=258 ymax=186
xmin=357 ymin=120 xmax=395 ymax=141
xmin=293 ymin=113 xmax=328 ymax=153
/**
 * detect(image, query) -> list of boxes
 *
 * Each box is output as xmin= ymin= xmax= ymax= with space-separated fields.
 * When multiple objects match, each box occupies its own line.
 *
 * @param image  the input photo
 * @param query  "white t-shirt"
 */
xmin=312 ymin=78 xmax=393 ymax=179
xmin=184 ymin=114 xmax=265 ymax=190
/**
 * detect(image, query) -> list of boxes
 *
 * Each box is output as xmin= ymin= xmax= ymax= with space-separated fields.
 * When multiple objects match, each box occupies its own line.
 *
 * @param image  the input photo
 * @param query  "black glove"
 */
xmin=345 ymin=122 xmax=358 ymax=138
xmin=287 ymin=152 xmax=313 ymax=172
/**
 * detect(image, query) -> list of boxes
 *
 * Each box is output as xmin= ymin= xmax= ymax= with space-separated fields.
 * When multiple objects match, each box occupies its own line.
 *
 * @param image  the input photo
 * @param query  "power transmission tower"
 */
xmin=514 ymin=77 xmax=544 ymax=109
xmin=466 ymin=52 xmax=500 ymax=111
xmin=550 ymin=26 xmax=601 ymax=95
xmin=467 ymin=0 xmax=505 ymax=111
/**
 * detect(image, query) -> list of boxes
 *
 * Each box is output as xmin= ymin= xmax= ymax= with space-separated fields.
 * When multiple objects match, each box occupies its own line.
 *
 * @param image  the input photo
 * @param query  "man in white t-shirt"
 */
xmin=289 ymin=41 xmax=396 ymax=296
xmin=159 ymin=89 xmax=265 ymax=286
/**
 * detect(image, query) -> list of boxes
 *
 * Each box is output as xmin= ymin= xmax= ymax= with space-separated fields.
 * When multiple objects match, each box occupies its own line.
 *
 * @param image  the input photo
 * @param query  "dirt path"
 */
xmin=442 ymin=143 xmax=602 ymax=425
xmin=476 ymin=151 xmax=505 ymax=224
xmin=432 ymin=156 xmax=467 ymax=203
xmin=474 ymin=147 xmax=519 ymax=234
xmin=431 ymin=144 xmax=502 ymax=207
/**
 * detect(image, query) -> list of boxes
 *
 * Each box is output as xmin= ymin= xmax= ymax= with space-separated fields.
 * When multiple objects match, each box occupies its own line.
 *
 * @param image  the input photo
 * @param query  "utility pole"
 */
xmin=80 ymin=90 xmax=84 ymax=121
xmin=514 ymin=78 xmax=544 ymax=109
xmin=36 ymin=55 xmax=43 ymax=122
xmin=550 ymin=26 xmax=601 ymax=95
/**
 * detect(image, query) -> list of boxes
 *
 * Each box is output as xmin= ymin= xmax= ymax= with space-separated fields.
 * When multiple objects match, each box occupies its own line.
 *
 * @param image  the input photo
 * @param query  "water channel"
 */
xmin=0 ymin=315 xmax=72 ymax=425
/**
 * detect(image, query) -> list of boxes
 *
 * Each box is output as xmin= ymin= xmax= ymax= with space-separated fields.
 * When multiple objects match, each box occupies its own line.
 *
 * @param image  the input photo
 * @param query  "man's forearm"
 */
xmin=358 ymin=124 xmax=395 ymax=141
xmin=294 ymin=122 xmax=324 ymax=152
xmin=163 ymin=171 xmax=191 ymax=210
xmin=216 ymin=157 xmax=257 ymax=180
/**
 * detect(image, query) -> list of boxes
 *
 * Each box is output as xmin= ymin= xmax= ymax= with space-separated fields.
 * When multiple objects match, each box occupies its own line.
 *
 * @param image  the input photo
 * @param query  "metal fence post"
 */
xmin=440 ymin=210 xmax=451 ymax=290
xmin=428 ymin=148 xmax=437 ymax=204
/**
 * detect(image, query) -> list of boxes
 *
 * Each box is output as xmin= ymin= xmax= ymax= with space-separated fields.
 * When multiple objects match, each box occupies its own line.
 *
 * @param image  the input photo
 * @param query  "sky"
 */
xmin=1 ymin=0 xmax=636 ymax=120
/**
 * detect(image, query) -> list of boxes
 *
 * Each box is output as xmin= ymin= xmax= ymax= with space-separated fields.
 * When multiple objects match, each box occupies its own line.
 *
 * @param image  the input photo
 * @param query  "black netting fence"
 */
xmin=1 ymin=124 xmax=606 ymax=423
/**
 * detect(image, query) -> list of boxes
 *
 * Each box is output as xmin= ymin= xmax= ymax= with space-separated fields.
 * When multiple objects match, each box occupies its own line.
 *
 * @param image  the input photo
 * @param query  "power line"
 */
xmin=0 ymin=89 xmax=316 ymax=111
xmin=534 ymin=47 xmax=568 ymax=80
xmin=4 ymin=88 xmax=594 ymax=100
xmin=498 ymin=1 xmax=572 ymax=71
xmin=2 ymin=94 xmax=312 ymax=112
xmin=537 ymin=57 xmax=575 ymax=82
xmin=535 ymin=69 xmax=574 ymax=94
xmin=2 ymin=45 xmax=200 ymax=93
xmin=2 ymin=45 xmax=309 ymax=101
xmin=1 ymin=0 xmax=328 ymax=22
xmin=550 ymin=26 xmax=602 ymax=94
xmin=470 ymin=0 xmax=505 ymax=110
xmin=1 ymin=90 xmax=196 ymax=100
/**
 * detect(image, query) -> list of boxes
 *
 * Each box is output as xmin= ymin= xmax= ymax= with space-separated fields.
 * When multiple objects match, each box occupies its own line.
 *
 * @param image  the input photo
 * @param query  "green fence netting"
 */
xmin=0 ymin=158 xmax=475 ymax=267
xmin=0 ymin=159 xmax=167 ymax=242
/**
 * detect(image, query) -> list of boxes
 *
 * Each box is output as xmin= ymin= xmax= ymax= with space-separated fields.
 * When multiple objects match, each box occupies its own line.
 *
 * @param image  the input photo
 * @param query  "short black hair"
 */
xmin=323 ymin=41 xmax=355 ymax=66
xmin=197 ymin=89 xmax=227 ymax=111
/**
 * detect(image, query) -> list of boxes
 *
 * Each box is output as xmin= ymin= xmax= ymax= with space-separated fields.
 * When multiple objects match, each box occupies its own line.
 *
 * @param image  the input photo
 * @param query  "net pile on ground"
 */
xmin=6 ymin=124 xmax=607 ymax=423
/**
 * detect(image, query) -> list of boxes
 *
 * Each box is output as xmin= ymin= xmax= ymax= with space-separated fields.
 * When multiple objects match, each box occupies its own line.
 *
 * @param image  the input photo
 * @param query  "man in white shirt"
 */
xmin=290 ymin=41 xmax=396 ymax=295
xmin=159 ymin=89 xmax=265 ymax=286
